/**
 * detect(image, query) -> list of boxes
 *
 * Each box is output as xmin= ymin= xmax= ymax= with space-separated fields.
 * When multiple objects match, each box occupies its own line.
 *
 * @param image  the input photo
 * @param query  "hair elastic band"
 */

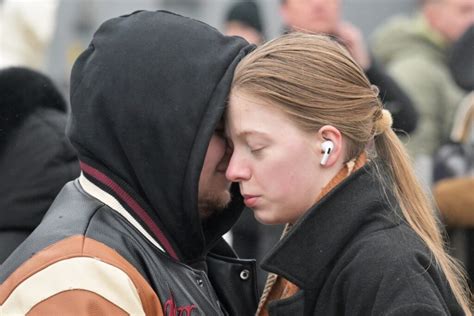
xmin=374 ymin=109 xmax=393 ymax=135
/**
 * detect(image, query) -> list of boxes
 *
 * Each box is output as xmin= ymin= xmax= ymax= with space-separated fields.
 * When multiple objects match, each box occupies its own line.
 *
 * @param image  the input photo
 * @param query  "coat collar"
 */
xmin=260 ymin=162 xmax=401 ymax=289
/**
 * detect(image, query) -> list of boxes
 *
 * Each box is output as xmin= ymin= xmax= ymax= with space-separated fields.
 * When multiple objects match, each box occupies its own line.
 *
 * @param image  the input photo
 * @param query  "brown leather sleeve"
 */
xmin=0 ymin=235 xmax=163 ymax=315
xmin=27 ymin=289 xmax=128 ymax=316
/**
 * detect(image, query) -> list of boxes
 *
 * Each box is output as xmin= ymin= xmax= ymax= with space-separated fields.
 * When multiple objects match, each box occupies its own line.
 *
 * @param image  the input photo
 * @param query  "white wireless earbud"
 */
xmin=320 ymin=140 xmax=334 ymax=166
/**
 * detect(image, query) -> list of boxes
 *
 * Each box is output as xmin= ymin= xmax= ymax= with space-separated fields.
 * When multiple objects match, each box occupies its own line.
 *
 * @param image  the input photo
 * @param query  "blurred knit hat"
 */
xmin=449 ymin=24 xmax=474 ymax=91
xmin=0 ymin=67 xmax=67 ymax=144
xmin=226 ymin=1 xmax=263 ymax=34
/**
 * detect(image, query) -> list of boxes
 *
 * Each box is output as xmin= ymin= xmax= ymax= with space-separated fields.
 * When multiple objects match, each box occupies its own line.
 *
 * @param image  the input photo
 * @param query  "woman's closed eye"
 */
xmin=249 ymin=145 xmax=266 ymax=155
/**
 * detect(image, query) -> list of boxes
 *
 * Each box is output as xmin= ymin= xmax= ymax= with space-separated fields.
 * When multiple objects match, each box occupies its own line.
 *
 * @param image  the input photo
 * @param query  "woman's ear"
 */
xmin=317 ymin=125 xmax=343 ymax=167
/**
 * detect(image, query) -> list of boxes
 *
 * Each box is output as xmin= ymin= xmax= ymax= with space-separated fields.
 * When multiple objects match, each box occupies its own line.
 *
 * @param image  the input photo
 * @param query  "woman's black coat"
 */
xmin=262 ymin=162 xmax=463 ymax=315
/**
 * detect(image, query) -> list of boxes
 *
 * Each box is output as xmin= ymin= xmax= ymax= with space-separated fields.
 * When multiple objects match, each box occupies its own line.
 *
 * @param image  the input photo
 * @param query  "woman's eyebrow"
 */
xmin=235 ymin=130 xmax=269 ymax=138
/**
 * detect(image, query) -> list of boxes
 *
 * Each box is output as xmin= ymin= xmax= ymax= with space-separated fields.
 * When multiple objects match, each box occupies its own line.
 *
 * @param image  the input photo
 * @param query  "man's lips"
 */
xmin=243 ymin=194 xmax=259 ymax=208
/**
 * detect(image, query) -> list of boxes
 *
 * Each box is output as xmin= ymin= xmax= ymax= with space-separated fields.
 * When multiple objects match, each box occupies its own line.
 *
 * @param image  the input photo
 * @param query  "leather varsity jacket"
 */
xmin=0 ymin=173 xmax=258 ymax=315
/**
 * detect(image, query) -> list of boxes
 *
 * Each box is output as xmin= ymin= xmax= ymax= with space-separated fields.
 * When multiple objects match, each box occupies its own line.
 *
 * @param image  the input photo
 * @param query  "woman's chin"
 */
xmin=253 ymin=209 xmax=283 ymax=225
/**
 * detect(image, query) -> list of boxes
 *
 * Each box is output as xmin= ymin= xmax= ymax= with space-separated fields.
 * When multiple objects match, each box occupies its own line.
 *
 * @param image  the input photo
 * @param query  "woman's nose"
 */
xmin=226 ymin=152 xmax=251 ymax=182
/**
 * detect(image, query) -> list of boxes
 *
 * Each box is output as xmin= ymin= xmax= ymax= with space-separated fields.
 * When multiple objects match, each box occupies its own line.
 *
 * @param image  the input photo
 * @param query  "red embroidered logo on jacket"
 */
xmin=164 ymin=291 xmax=196 ymax=316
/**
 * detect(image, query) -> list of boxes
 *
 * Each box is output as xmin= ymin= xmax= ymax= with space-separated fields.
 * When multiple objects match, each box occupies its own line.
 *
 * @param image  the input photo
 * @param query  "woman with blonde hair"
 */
xmin=225 ymin=32 xmax=472 ymax=315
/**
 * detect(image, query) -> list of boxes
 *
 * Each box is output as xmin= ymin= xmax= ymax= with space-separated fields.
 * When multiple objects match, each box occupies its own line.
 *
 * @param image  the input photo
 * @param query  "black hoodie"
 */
xmin=68 ymin=10 xmax=252 ymax=264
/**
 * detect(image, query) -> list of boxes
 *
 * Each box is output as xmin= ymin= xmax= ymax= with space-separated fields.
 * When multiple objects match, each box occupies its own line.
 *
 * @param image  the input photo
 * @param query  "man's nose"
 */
xmin=225 ymin=152 xmax=251 ymax=182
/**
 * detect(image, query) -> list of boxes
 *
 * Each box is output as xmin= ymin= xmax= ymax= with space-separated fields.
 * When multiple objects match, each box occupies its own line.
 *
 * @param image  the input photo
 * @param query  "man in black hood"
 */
xmin=0 ymin=10 xmax=256 ymax=315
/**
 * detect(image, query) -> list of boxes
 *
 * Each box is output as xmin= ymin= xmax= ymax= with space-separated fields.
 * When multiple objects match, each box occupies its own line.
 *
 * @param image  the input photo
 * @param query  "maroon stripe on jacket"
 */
xmin=80 ymin=161 xmax=179 ymax=260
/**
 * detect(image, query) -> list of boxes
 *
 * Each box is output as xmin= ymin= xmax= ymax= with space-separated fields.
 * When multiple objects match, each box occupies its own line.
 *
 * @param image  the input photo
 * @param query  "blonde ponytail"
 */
xmin=375 ymin=128 xmax=472 ymax=314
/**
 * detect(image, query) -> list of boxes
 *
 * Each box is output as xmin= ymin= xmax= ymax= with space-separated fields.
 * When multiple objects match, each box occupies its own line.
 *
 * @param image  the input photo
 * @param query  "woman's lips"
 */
xmin=243 ymin=195 xmax=259 ymax=208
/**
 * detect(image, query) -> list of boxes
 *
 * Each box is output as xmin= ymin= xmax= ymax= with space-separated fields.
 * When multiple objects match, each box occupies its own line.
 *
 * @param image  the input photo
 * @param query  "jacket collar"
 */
xmin=78 ymin=171 xmax=168 ymax=255
xmin=261 ymin=162 xmax=400 ymax=289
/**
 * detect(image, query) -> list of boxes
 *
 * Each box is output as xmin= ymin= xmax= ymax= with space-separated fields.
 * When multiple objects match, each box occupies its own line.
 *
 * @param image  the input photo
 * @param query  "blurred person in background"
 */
xmin=372 ymin=0 xmax=474 ymax=184
xmin=0 ymin=67 xmax=79 ymax=264
xmin=280 ymin=0 xmax=418 ymax=136
xmin=0 ymin=11 xmax=257 ymax=315
xmin=433 ymin=23 xmax=474 ymax=289
xmin=0 ymin=0 xmax=59 ymax=70
xmin=224 ymin=1 xmax=264 ymax=45
xmin=433 ymin=93 xmax=474 ymax=289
